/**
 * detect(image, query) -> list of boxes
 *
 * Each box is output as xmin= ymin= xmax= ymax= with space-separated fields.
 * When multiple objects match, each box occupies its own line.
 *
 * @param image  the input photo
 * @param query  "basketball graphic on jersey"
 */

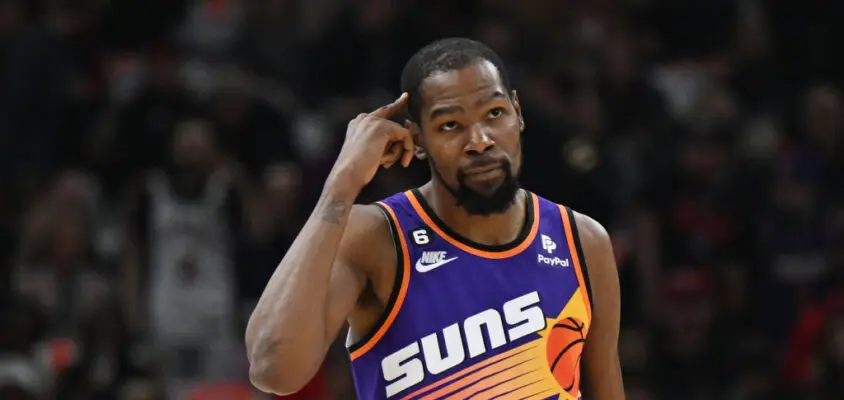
xmin=545 ymin=317 xmax=586 ymax=396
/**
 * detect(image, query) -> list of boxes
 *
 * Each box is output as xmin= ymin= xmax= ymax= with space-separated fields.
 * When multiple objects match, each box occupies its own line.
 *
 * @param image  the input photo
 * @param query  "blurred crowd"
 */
xmin=1 ymin=0 xmax=844 ymax=399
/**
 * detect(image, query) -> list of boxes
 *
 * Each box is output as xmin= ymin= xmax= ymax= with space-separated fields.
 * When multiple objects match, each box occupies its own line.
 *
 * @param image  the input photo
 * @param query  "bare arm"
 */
xmin=245 ymin=186 xmax=382 ymax=394
xmin=575 ymin=212 xmax=625 ymax=399
xmin=245 ymin=93 xmax=413 ymax=395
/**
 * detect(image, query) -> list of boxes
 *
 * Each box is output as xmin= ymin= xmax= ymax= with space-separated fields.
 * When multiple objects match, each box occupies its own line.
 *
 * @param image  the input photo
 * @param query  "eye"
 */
xmin=439 ymin=121 xmax=460 ymax=132
xmin=487 ymin=107 xmax=506 ymax=119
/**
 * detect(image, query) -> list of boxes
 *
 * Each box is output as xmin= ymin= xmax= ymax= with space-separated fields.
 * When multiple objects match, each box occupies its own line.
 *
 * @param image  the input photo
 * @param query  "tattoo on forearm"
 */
xmin=320 ymin=198 xmax=350 ymax=224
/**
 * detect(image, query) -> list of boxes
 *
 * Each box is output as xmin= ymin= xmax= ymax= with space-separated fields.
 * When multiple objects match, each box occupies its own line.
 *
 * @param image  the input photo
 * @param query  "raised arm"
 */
xmin=245 ymin=94 xmax=415 ymax=395
xmin=575 ymin=211 xmax=625 ymax=399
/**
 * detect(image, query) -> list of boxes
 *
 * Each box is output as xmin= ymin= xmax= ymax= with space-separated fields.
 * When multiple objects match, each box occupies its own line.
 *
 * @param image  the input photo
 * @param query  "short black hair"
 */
xmin=400 ymin=38 xmax=512 ymax=123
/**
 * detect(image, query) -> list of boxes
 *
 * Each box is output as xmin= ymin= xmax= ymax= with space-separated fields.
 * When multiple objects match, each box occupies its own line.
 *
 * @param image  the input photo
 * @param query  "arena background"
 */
xmin=1 ymin=0 xmax=843 ymax=398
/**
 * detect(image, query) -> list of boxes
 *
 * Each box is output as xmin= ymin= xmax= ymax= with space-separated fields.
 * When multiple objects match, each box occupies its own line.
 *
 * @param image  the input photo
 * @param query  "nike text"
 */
xmin=415 ymin=251 xmax=458 ymax=273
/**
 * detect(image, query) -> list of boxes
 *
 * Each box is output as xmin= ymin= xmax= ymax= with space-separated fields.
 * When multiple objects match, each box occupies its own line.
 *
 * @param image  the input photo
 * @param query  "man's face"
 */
xmin=172 ymin=121 xmax=215 ymax=172
xmin=415 ymin=60 xmax=524 ymax=215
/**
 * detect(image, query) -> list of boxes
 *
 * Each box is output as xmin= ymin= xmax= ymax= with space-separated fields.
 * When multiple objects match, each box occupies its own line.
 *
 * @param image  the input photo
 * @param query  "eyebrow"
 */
xmin=429 ymin=104 xmax=462 ymax=120
xmin=477 ymin=91 xmax=507 ymax=106
xmin=427 ymin=90 xmax=508 ymax=120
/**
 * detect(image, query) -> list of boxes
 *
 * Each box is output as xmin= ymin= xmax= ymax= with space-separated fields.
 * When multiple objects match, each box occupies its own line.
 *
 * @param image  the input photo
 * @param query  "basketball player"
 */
xmin=246 ymin=38 xmax=624 ymax=399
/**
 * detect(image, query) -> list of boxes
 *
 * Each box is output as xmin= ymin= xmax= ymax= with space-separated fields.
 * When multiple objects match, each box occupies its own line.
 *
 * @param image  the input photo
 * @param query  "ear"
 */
xmin=406 ymin=120 xmax=427 ymax=160
xmin=512 ymin=90 xmax=525 ymax=132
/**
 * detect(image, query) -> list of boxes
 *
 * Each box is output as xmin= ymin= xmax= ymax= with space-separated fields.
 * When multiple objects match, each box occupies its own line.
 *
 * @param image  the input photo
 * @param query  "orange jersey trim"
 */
xmin=349 ymin=201 xmax=412 ymax=361
xmin=405 ymin=191 xmax=540 ymax=259
xmin=558 ymin=205 xmax=592 ymax=326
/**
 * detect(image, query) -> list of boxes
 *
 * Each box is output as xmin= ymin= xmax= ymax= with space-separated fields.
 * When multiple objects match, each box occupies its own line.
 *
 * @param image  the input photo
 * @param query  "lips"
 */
xmin=463 ymin=162 xmax=502 ymax=175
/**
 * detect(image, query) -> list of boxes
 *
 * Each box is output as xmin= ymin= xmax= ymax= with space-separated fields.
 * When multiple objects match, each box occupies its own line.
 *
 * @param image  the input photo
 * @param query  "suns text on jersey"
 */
xmin=380 ymin=291 xmax=547 ymax=398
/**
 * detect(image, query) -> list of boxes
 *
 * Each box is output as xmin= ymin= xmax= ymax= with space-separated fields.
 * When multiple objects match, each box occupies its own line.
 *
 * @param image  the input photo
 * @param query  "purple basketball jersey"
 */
xmin=347 ymin=190 xmax=593 ymax=400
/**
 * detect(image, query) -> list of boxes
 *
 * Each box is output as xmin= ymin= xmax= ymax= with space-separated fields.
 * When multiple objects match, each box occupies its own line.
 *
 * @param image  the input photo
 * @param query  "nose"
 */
xmin=464 ymin=126 xmax=495 ymax=155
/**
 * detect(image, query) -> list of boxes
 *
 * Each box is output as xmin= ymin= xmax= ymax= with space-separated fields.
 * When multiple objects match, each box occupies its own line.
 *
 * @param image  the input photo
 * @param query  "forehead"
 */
xmin=418 ymin=61 xmax=506 ymax=112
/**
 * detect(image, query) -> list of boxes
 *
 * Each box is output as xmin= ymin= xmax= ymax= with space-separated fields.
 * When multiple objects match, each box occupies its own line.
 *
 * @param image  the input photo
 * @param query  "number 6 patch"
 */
xmin=409 ymin=227 xmax=434 ymax=246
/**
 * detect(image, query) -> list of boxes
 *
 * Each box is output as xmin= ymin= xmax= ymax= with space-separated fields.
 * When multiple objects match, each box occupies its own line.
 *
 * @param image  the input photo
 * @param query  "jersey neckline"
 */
xmin=406 ymin=188 xmax=539 ymax=259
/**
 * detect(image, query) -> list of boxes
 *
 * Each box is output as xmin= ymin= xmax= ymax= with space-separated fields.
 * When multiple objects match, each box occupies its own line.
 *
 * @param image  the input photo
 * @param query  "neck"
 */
xmin=419 ymin=182 xmax=526 ymax=246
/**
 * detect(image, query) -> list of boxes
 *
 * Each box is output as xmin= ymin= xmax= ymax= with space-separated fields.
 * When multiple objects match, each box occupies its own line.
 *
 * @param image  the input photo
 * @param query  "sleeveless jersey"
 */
xmin=145 ymin=171 xmax=240 ymax=397
xmin=146 ymin=170 xmax=236 ymax=343
xmin=348 ymin=189 xmax=594 ymax=400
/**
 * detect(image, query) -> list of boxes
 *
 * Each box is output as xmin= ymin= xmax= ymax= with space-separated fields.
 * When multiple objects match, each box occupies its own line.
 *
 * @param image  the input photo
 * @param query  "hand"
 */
xmin=327 ymin=93 xmax=414 ymax=193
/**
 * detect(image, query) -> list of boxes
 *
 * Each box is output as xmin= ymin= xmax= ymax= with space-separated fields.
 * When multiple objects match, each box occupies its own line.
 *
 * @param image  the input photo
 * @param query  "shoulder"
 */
xmin=570 ymin=210 xmax=619 ymax=311
xmin=348 ymin=203 xmax=393 ymax=236
xmin=341 ymin=204 xmax=398 ymax=273
xmin=570 ymin=211 xmax=613 ymax=260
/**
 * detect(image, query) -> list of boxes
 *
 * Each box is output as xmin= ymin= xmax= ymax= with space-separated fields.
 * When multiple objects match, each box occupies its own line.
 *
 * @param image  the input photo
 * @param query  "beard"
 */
xmin=169 ymin=163 xmax=211 ymax=200
xmin=431 ymin=158 xmax=522 ymax=216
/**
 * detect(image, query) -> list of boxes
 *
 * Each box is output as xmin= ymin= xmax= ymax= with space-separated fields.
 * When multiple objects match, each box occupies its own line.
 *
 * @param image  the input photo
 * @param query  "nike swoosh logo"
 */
xmin=415 ymin=256 xmax=459 ymax=273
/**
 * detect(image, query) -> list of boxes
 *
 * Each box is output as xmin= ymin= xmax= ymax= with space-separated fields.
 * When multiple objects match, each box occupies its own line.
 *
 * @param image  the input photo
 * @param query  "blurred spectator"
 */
xmin=236 ymin=162 xmax=302 ymax=305
xmin=205 ymin=66 xmax=298 ymax=177
xmin=124 ymin=119 xmax=246 ymax=398
xmin=651 ymin=268 xmax=722 ymax=398
xmin=107 ymin=42 xmax=197 ymax=192
xmin=13 ymin=171 xmax=108 ymax=338
xmin=52 ymin=305 xmax=150 ymax=399
xmin=0 ymin=355 xmax=43 ymax=400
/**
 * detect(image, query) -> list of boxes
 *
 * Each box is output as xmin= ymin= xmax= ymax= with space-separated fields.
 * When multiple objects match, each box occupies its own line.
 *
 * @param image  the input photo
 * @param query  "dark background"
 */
xmin=1 ymin=0 xmax=843 ymax=398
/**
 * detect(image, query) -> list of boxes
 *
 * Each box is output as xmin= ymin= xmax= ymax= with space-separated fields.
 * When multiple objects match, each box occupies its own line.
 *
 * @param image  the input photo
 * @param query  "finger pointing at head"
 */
xmin=370 ymin=93 xmax=409 ymax=119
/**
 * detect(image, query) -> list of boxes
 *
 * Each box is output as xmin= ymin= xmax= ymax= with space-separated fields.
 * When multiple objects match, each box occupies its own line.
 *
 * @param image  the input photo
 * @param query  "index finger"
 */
xmin=369 ymin=92 xmax=408 ymax=119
